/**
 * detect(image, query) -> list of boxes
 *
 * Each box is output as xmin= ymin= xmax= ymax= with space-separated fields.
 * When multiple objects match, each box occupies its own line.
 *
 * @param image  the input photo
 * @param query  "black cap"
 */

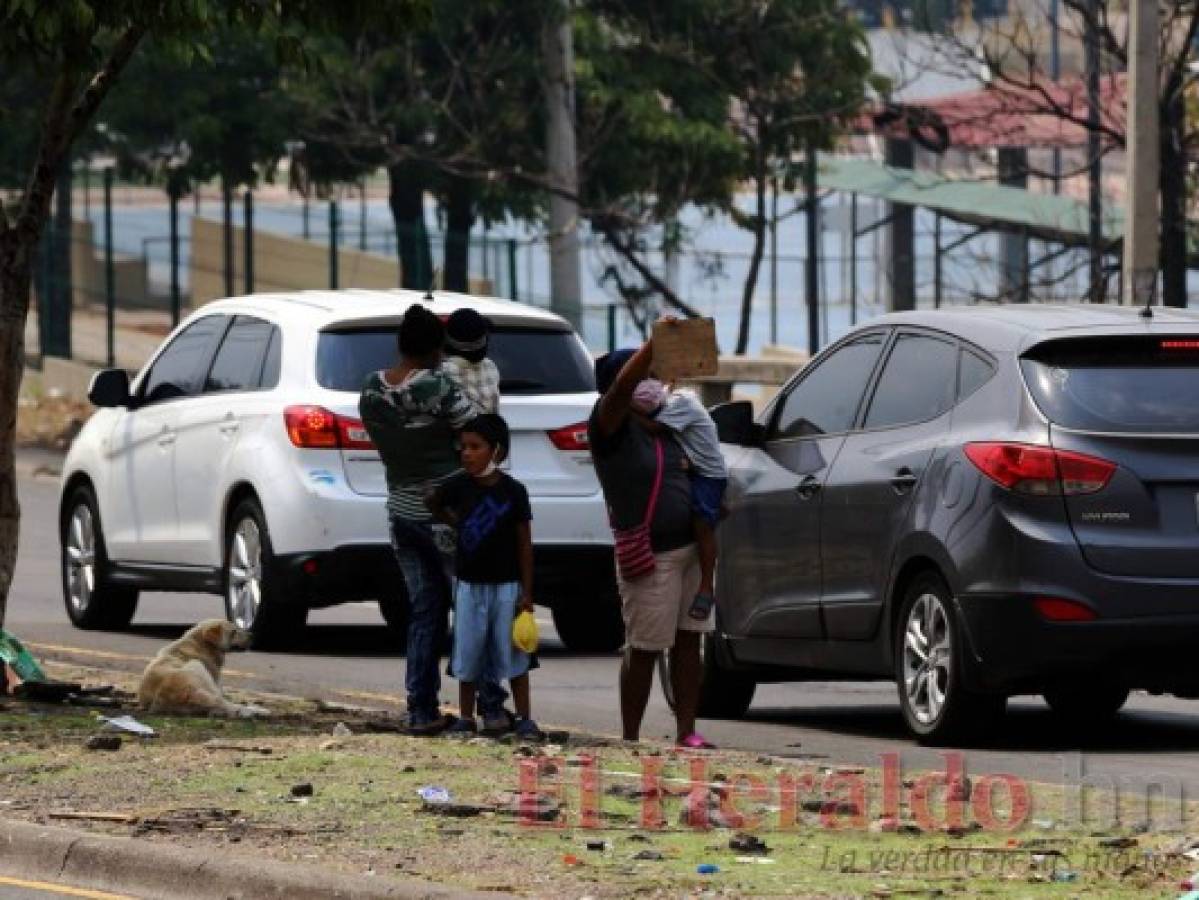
xmin=445 ymin=308 xmax=490 ymax=363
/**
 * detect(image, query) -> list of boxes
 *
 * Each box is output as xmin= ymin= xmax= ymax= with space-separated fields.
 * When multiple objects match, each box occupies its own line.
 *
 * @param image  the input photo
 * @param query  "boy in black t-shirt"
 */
xmin=426 ymin=414 xmax=540 ymax=739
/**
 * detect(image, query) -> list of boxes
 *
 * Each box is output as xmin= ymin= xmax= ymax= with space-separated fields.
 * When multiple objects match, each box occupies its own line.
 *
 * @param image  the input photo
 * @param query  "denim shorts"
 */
xmin=691 ymin=475 xmax=728 ymax=527
xmin=451 ymin=580 xmax=532 ymax=683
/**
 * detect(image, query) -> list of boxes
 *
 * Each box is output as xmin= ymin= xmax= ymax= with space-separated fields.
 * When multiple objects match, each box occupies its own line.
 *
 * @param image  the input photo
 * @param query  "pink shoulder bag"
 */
xmin=612 ymin=437 xmax=664 ymax=581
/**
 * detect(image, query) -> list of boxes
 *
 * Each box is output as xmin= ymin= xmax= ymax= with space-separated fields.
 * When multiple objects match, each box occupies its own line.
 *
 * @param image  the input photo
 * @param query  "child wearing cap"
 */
xmin=425 ymin=413 xmax=541 ymax=740
xmin=442 ymin=308 xmax=500 ymax=414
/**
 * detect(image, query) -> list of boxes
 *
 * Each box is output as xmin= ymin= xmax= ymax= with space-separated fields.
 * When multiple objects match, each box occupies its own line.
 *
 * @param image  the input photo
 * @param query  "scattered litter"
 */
xmin=729 ymin=832 xmax=770 ymax=854
xmin=1032 ymin=819 xmax=1056 ymax=830
xmin=318 ymin=739 xmax=344 ymax=751
xmin=84 ymin=734 xmax=122 ymax=752
xmin=203 ymin=740 xmax=272 ymax=755
xmin=696 ymin=863 xmax=720 ymax=875
xmin=332 ymin=722 xmax=353 ymax=738
xmin=417 ymin=786 xmax=452 ymax=804
xmin=735 ymin=856 xmax=776 ymax=865
xmin=1099 ymin=837 xmax=1137 ymax=849
xmin=49 ymin=811 xmax=139 ymax=825
xmin=1182 ymin=873 xmax=1199 ymax=891
xmin=290 ymin=782 xmax=314 ymax=798
xmin=586 ymin=840 xmax=607 ymax=852
xmin=628 ymin=833 xmax=650 ymax=843
xmin=401 ymin=765 xmax=416 ymax=774
xmin=0 ymin=628 xmax=47 ymax=687
xmin=562 ymin=854 xmax=580 ymax=866
xmin=100 ymin=715 xmax=156 ymax=737
xmin=1052 ymin=871 xmax=1078 ymax=883
xmin=1186 ymin=849 xmax=1199 ymax=863
xmin=633 ymin=850 xmax=663 ymax=861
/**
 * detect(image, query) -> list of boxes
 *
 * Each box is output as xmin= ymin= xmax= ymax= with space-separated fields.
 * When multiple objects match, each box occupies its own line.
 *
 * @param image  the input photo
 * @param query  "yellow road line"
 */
xmin=26 ymin=642 xmax=255 ymax=679
xmin=0 ymin=875 xmax=132 ymax=899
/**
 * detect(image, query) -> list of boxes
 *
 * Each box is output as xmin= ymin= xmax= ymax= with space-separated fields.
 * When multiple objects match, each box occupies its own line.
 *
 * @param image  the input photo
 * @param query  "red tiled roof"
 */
xmin=858 ymin=74 xmax=1126 ymax=149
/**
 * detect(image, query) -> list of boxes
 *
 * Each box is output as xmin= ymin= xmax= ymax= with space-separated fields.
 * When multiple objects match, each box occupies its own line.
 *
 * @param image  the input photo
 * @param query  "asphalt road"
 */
xmin=9 ymin=452 xmax=1199 ymax=811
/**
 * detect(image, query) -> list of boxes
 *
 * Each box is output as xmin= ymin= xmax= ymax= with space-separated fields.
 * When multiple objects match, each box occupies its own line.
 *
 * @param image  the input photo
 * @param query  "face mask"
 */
xmin=632 ymin=378 xmax=668 ymax=415
xmin=479 ymin=447 xmax=502 ymax=478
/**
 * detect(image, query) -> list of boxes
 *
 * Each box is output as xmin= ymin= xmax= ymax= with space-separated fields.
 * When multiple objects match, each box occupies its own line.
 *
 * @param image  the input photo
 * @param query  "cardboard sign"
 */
xmin=652 ymin=317 xmax=719 ymax=380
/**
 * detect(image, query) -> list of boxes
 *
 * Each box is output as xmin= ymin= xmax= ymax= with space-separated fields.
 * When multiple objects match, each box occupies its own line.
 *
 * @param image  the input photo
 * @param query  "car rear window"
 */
xmin=1021 ymin=336 xmax=1199 ymax=433
xmin=316 ymin=326 xmax=596 ymax=394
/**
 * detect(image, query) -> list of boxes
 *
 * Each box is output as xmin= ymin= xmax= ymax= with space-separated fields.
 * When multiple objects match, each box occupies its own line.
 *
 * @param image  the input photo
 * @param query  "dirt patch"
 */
xmin=16 ymin=393 xmax=92 ymax=452
xmin=0 ymin=662 xmax=1194 ymax=898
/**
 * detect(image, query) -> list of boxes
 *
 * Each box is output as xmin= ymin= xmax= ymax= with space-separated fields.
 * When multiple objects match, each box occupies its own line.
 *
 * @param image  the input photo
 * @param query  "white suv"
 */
xmin=59 ymin=290 xmax=623 ymax=650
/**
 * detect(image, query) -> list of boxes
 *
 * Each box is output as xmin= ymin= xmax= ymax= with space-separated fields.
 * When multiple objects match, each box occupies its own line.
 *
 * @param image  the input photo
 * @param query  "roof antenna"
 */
xmin=423 ymin=268 xmax=439 ymax=302
xmin=1137 ymin=271 xmax=1156 ymax=320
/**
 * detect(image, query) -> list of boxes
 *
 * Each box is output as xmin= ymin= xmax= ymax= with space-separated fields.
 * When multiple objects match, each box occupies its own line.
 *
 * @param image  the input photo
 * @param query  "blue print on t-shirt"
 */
xmin=460 ymin=495 xmax=512 ymax=555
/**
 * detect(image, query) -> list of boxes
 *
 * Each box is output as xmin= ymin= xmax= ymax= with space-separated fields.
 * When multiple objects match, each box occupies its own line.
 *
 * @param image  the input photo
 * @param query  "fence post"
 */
xmin=359 ymin=180 xmax=367 ymax=251
xmin=302 ymin=196 xmax=310 ymax=240
xmin=607 ymin=304 xmax=616 ymax=353
xmin=507 ymin=239 xmax=518 ymax=301
xmin=244 ymin=190 xmax=254 ymax=294
xmin=222 ymin=179 xmax=234 ymax=297
xmin=169 ymin=188 xmax=181 ymax=326
xmin=329 ymin=200 xmax=340 ymax=289
xmin=104 ymin=168 xmax=115 ymax=368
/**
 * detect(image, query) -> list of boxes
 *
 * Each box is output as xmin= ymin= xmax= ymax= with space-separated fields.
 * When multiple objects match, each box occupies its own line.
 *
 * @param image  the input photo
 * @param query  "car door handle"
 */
xmin=891 ymin=468 xmax=919 ymax=494
xmin=795 ymin=475 xmax=821 ymax=500
xmin=156 ymin=431 xmax=176 ymax=448
xmin=219 ymin=422 xmax=240 ymax=435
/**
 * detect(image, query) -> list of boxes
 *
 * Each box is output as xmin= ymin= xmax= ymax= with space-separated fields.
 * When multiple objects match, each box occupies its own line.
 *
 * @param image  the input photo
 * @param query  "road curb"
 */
xmin=0 ymin=818 xmax=503 ymax=899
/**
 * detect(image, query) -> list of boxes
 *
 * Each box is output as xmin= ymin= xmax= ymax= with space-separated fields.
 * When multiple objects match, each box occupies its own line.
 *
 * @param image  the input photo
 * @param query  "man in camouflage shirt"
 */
xmin=359 ymin=304 xmax=475 ymax=733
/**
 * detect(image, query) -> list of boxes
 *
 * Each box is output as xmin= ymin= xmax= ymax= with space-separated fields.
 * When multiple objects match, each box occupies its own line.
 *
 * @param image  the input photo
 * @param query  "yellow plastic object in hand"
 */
xmin=512 ymin=610 xmax=539 ymax=654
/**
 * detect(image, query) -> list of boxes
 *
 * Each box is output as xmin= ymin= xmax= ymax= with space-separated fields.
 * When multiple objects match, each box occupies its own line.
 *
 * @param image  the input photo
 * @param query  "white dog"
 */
xmin=138 ymin=619 xmax=268 ymax=718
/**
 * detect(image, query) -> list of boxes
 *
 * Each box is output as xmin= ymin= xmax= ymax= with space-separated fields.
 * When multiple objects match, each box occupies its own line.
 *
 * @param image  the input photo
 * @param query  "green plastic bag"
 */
xmin=0 ymin=629 xmax=47 ymax=683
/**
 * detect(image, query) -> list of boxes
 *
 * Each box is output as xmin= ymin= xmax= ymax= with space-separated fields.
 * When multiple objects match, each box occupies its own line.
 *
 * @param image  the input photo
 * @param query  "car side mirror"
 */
xmin=87 ymin=368 xmax=131 ymax=408
xmin=709 ymin=400 xmax=763 ymax=448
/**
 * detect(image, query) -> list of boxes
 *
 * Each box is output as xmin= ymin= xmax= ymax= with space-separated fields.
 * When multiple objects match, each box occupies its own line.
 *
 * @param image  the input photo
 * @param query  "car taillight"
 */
xmin=284 ymin=405 xmax=374 ymax=450
xmin=548 ymin=421 xmax=590 ymax=452
xmin=963 ymin=442 xmax=1115 ymax=496
xmin=1034 ymin=597 xmax=1098 ymax=622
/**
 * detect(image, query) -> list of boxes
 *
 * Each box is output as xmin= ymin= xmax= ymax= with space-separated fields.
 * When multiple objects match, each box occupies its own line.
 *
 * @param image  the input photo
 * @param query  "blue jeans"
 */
xmin=388 ymin=516 xmax=507 ymax=723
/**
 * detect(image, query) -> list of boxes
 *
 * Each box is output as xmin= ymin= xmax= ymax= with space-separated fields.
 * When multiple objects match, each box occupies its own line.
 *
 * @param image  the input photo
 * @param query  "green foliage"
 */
xmin=99 ymin=28 xmax=297 ymax=193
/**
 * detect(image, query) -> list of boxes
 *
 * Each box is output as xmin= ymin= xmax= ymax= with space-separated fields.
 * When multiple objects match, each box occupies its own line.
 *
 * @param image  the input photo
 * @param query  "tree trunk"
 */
xmin=734 ymin=150 xmax=769 ymax=356
xmin=442 ymin=176 xmax=475 ymax=294
xmin=388 ymin=163 xmax=432 ymax=290
xmin=1159 ymin=90 xmax=1187 ymax=308
xmin=0 ymin=237 xmax=34 ymax=628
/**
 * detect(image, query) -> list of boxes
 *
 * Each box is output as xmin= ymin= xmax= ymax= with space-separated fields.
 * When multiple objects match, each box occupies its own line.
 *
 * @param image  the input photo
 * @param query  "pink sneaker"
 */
xmin=678 ymin=732 xmax=716 ymax=750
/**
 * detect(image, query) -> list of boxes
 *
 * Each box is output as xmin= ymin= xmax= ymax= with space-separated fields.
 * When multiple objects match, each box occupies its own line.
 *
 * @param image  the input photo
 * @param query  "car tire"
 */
xmin=224 ymin=497 xmax=306 ymax=650
xmin=60 ymin=485 xmax=138 ymax=630
xmin=661 ymin=631 xmax=757 ymax=719
xmin=1043 ymin=685 xmax=1129 ymax=722
xmin=895 ymin=572 xmax=1005 ymax=745
xmin=551 ymin=591 xmax=625 ymax=653
xmin=378 ymin=586 xmax=410 ymax=650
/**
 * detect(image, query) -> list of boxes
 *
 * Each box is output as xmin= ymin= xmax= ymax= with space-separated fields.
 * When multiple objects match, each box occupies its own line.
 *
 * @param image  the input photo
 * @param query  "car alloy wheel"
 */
xmin=228 ymin=517 xmax=264 ymax=631
xmin=902 ymin=591 xmax=953 ymax=726
xmin=64 ymin=502 xmax=97 ymax=618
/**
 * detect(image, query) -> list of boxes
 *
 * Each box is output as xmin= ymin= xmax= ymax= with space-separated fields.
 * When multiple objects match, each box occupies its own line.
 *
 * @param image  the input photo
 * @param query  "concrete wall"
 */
xmin=190 ymin=218 xmax=493 ymax=308
xmin=190 ymin=217 xmax=398 ymax=305
xmin=70 ymin=220 xmax=150 ymax=309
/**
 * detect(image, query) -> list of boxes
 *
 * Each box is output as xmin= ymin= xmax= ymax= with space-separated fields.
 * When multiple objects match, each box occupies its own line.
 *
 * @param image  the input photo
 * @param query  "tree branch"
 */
xmin=14 ymin=21 xmax=147 ymax=244
xmin=593 ymin=219 xmax=704 ymax=319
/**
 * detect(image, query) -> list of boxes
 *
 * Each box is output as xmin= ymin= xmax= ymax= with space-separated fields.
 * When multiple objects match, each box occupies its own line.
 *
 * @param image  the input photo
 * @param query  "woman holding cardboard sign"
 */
xmin=588 ymin=328 xmax=714 ymax=749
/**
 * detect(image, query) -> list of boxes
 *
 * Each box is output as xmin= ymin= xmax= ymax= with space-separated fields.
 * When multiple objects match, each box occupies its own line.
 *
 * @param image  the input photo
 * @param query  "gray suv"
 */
xmin=704 ymin=304 xmax=1199 ymax=743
